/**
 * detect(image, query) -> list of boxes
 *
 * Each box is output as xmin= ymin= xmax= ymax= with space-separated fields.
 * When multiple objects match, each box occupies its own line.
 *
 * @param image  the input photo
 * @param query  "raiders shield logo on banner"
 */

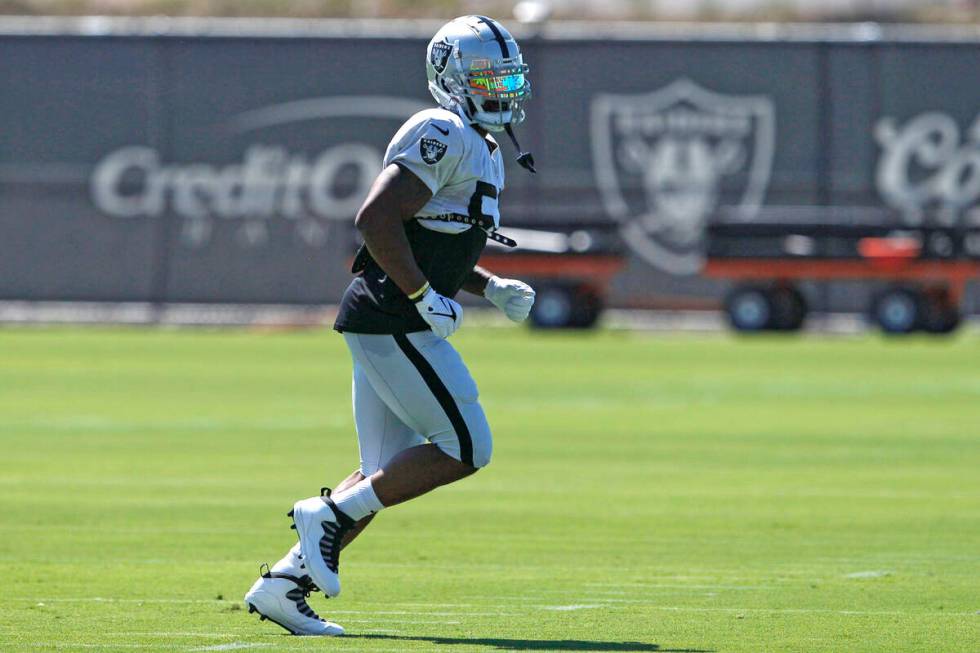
xmin=591 ymin=78 xmax=775 ymax=275
xmin=420 ymin=137 xmax=448 ymax=165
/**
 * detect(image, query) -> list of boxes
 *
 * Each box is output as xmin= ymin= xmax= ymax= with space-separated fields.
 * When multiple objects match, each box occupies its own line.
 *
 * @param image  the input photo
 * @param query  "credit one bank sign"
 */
xmin=89 ymin=96 xmax=428 ymax=247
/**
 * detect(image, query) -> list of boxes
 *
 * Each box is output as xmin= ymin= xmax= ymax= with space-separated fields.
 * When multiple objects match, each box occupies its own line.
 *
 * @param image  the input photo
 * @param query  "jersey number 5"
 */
xmin=467 ymin=181 xmax=499 ymax=227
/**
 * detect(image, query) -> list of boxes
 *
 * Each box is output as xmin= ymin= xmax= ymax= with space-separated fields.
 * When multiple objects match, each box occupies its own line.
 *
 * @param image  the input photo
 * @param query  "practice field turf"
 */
xmin=1 ymin=326 xmax=978 ymax=653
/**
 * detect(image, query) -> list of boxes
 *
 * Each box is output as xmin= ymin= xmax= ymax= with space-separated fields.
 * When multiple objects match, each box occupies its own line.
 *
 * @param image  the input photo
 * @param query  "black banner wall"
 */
xmin=1 ymin=21 xmax=977 ymax=309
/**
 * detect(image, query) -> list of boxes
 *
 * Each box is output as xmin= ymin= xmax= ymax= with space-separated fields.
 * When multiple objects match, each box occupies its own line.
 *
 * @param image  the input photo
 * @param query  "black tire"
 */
xmin=921 ymin=291 xmax=962 ymax=334
xmin=770 ymin=286 xmax=808 ymax=331
xmin=529 ymin=285 xmax=573 ymax=329
xmin=924 ymin=308 xmax=961 ymax=334
xmin=529 ymin=284 xmax=603 ymax=330
xmin=725 ymin=286 xmax=774 ymax=332
xmin=871 ymin=287 xmax=923 ymax=334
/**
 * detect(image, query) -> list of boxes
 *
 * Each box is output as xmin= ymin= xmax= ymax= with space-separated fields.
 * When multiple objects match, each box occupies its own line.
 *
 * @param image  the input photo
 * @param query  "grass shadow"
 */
xmin=347 ymin=634 xmax=713 ymax=652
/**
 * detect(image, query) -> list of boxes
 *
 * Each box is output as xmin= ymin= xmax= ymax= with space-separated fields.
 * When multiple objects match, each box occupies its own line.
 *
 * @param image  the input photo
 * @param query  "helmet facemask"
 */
xmin=461 ymin=58 xmax=530 ymax=132
xmin=428 ymin=38 xmax=531 ymax=133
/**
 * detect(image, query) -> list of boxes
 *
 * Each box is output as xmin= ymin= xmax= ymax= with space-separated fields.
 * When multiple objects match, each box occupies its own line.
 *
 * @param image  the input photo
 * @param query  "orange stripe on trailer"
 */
xmin=703 ymin=258 xmax=980 ymax=305
xmin=857 ymin=236 xmax=921 ymax=259
xmin=478 ymin=254 xmax=625 ymax=283
xmin=703 ymin=258 xmax=980 ymax=281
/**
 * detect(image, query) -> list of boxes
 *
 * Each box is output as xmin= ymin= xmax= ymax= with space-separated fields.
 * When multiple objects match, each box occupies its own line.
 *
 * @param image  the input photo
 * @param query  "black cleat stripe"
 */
xmin=392 ymin=334 xmax=474 ymax=467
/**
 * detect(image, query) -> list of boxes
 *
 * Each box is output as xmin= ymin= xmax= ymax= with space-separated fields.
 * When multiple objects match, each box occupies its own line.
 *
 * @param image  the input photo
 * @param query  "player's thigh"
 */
xmin=402 ymin=331 xmax=492 ymax=468
xmin=351 ymin=356 xmax=425 ymax=476
xmin=344 ymin=331 xmax=492 ymax=469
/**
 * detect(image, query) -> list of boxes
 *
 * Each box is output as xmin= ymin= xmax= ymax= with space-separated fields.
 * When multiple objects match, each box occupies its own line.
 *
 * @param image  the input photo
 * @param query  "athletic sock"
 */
xmin=331 ymin=478 xmax=385 ymax=522
xmin=270 ymin=542 xmax=304 ymax=576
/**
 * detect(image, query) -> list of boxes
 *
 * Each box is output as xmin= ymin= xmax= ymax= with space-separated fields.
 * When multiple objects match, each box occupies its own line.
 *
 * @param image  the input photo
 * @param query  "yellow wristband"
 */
xmin=408 ymin=281 xmax=430 ymax=302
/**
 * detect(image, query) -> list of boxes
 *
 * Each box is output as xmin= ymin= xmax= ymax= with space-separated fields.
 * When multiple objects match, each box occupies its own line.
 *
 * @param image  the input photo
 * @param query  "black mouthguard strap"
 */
xmin=504 ymin=123 xmax=536 ymax=174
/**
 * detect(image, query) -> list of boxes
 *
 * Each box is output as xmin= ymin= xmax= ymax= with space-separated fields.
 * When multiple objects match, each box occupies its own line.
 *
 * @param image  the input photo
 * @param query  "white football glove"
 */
xmin=414 ymin=287 xmax=463 ymax=338
xmin=484 ymin=276 xmax=536 ymax=323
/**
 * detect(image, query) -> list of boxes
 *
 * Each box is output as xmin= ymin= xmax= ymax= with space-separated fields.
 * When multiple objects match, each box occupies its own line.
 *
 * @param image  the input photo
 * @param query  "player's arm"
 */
xmin=354 ymin=163 xmax=431 ymax=296
xmin=464 ymin=265 xmax=536 ymax=323
xmin=461 ymin=265 xmax=493 ymax=295
xmin=355 ymin=161 xmax=462 ymax=338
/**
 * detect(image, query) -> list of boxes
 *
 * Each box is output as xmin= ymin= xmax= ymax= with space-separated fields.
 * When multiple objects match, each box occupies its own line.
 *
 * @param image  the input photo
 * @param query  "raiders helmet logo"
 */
xmin=429 ymin=40 xmax=453 ymax=74
xmin=420 ymin=138 xmax=448 ymax=165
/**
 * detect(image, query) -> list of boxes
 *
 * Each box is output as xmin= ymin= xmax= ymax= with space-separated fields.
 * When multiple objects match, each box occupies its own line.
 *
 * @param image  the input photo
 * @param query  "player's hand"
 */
xmin=415 ymin=287 xmax=463 ymax=338
xmin=484 ymin=276 xmax=535 ymax=323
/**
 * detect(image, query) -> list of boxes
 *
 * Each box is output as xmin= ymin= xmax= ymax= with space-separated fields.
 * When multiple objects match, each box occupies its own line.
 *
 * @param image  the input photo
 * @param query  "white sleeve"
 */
xmin=387 ymin=119 xmax=463 ymax=195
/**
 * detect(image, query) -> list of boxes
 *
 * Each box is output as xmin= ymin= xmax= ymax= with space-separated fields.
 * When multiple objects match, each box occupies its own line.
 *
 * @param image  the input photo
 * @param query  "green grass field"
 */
xmin=2 ymin=326 xmax=978 ymax=653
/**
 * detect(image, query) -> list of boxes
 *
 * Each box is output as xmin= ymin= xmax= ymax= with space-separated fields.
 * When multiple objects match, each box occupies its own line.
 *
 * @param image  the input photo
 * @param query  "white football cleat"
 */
xmin=288 ymin=495 xmax=355 ymax=598
xmin=244 ymin=568 xmax=344 ymax=637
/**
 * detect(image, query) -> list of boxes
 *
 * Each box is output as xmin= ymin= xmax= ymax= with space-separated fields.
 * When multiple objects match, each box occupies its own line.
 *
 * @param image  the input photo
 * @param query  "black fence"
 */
xmin=1 ymin=19 xmax=978 ymax=310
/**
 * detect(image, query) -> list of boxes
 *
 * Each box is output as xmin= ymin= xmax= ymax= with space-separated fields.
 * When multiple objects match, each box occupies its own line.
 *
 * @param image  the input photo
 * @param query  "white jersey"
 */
xmin=383 ymin=107 xmax=505 ymax=235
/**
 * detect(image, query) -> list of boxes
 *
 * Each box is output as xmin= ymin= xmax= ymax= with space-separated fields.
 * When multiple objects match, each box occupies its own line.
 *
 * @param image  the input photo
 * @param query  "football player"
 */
xmin=244 ymin=15 xmax=536 ymax=635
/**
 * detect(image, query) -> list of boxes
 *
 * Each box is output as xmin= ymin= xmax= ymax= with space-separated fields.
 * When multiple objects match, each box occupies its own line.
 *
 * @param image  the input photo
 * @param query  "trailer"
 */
xmin=479 ymin=224 xmax=626 ymax=329
xmin=705 ymin=221 xmax=980 ymax=334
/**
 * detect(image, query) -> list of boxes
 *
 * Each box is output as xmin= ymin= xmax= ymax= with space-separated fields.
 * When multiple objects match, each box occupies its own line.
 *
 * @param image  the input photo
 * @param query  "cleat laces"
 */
xmin=259 ymin=563 xmax=325 ymax=621
xmin=285 ymin=582 xmax=322 ymax=621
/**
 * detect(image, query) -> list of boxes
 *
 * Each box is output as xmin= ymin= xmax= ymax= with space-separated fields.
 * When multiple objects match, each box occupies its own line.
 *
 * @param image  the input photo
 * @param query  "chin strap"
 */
xmin=504 ymin=123 xmax=536 ymax=174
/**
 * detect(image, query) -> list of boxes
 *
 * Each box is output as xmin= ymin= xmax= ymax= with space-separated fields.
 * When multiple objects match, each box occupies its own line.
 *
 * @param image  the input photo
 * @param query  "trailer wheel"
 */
xmin=871 ymin=287 xmax=922 ymax=334
xmin=529 ymin=285 xmax=572 ymax=329
xmin=923 ymin=307 xmax=961 ymax=334
xmin=770 ymin=286 xmax=808 ymax=331
xmin=567 ymin=285 xmax=603 ymax=329
xmin=921 ymin=289 xmax=961 ymax=334
xmin=725 ymin=285 xmax=773 ymax=332
xmin=529 ymin=284 xmax=603 ymax=329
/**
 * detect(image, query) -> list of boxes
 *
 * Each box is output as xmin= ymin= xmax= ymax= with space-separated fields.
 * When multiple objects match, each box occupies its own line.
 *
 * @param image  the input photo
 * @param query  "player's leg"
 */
xmin=333 ymin=469 xmax=365 ymax=495
xmin=245 ymin=468 xmax=365 ymax=630
xmin=340 ymin=330 xmax=493 ymax=506
xmin=333 ymin=466 xmax=432 ymax=550
xmin=245 ymin=360 xmax=422 ymax=627
xmin=244 ymin=475 xmax=368 ymax=635
xmin=369 ymin=441 xmax=476 ymax=506
xmin=332 ymin=469 xmax=374 ymax=548
xmin=291 ymin=331 xmax=492 ymax=594
xmin=289 ymin=350 xmax=433 ymax=596
xmin=332 ymin=359 xmax=426 ymax=547
xmin=242 ymin=542 xmax=343 ymax=636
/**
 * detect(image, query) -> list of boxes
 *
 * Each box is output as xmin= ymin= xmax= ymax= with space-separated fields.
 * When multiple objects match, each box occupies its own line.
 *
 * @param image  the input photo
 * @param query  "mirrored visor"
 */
xmin=469 ymin=72 xmax=526 ymax=96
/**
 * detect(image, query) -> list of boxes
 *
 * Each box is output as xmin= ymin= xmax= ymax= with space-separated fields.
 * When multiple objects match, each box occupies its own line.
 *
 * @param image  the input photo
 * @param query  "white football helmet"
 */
xmin=426 ymin=15 xmax=531 ymax=133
